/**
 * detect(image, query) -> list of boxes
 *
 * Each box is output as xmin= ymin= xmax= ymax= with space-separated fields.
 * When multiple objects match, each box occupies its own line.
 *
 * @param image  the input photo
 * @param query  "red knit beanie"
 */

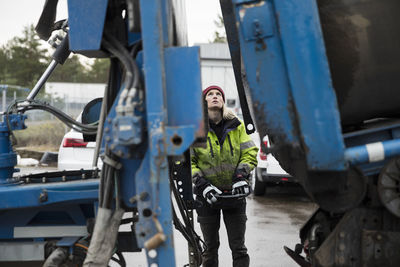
xmin=203 ymin=85 xmax=225 ymax=102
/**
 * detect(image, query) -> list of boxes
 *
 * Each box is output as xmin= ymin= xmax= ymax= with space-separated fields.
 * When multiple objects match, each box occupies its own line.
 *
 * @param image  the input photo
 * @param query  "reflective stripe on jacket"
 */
xmin=191 ymin=118 xmax=258 ymax=190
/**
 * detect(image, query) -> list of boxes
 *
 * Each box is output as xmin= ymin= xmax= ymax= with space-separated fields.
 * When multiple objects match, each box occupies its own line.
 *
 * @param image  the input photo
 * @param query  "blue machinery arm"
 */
xmin=68 ymin=0 xmax=204 ymax=266
xmin=1 ymin=0 xmax=400 ymax=266
xmin=222 ymin=0 xmax=400 ymax=266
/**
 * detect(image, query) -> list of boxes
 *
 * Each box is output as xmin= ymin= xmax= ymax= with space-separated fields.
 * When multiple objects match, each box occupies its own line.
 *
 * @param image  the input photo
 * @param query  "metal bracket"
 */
xmin=236 ymin=0 xmax=274 ymax=42
xmin=113 ymin=115 xmax=143 ymax=145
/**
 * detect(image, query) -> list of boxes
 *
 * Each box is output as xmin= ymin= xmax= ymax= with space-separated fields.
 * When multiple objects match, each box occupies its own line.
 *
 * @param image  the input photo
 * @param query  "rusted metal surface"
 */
xmin=362 ymin=230 xmax=400 ymax=266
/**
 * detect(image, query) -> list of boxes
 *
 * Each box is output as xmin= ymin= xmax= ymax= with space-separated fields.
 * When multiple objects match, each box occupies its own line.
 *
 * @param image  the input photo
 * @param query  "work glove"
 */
xmin=202 ymin=184 xmax=222 ymax=205
xmin=232 ymin=168 xmax=250 ymax=195
xmin=232 ymin=180 xmax=250 ymax=195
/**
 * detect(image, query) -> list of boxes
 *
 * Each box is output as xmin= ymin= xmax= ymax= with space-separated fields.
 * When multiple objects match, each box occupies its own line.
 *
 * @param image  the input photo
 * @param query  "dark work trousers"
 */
xmin=196 ymin=196 xmax=249 ymax=267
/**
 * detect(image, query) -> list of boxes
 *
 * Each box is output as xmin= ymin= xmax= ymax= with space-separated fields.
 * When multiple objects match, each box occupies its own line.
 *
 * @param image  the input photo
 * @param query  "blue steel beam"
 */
xmin=0 ymin=180 xmax=98 ymax=210
xmin=232 ymin=0 xmax=346 ymax=171
xmin=0 ymin=204 xmax=92 ymax=239
xmin=345 ymin=139 xmax=400 ymax=166
xmin=138 ymin=0 xmax=176 ymax=265
xmin=68 ymin=0 xmax=108 ymax=54
xmin=343 ymin=120 xmax=400 ymax=175
xmin=231 ymin=0 xmax=300 ymax=145
xmin=164 ymin=46 xmax=203 ymax=155
xmin=274 ymin=0 xmax=346 ymax=171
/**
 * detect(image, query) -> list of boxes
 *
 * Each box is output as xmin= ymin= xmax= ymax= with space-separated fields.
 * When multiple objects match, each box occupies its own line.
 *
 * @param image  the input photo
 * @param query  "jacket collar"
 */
xmin=222 ymin=106 xmax=237 ymax=120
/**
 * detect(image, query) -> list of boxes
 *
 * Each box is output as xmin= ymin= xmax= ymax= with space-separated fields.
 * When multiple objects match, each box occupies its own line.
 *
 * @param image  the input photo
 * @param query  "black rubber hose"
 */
xmin=23 ymin=104 xmax=97 ymax=134
xmin=6 ymin=100 xmax=97 ymax=135
xmin=170 ymin=178 xmax=204 ymax=263
xmin=170 ymin=179 xmax=198 ymax=236
xmin=98 ymin=163 xmax=107 ymax=207
xmin=106 ymin=34 xmax=140 ymax=89
xmin=116 ymin=252 xmax=126 ymax=267
xmin=28 ymin=103 xmax=97 ymax=130
xmin=172 ymin=206 xmax=192 ymax=242
xmin=102 ymin=164 xmax=114 ymax=209
xmin=130 ymin=40 xmax=142 ymax=58
xmin=102 ymin=36 xmax=133 ymax=92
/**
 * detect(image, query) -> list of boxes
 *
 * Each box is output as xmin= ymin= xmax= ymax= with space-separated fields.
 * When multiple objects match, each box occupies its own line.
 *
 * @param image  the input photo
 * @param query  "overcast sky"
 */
xmin=0 ymin=0 xmax=222 ymax=46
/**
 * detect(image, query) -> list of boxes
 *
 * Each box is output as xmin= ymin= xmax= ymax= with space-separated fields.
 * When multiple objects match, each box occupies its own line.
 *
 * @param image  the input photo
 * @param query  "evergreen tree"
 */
xmin=0 ymin=24 xmax=110 ymax=89
xmin=49 ymin=54 xmax=88 ymax=83
xmin=2 ymin=25 xmax=48 ymax=89
xmin=87 ymin=58 xmax=110 ymax=83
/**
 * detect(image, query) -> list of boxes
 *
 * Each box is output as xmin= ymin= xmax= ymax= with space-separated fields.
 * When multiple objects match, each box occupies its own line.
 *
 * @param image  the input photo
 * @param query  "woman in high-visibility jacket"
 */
xmin=191 ymin=85 xmax=258 ymax=267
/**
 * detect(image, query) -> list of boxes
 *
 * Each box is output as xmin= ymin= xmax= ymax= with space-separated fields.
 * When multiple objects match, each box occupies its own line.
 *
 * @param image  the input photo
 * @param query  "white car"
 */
xmin=58 ymin=130 xmax=102 ymax=170
xmin=250 ymin=133 xmax=295 ymax=196
xmin=58 ymin=98 xmax=103 ymax=170
xmin=58 ymin=114 xmax=102 ymax=170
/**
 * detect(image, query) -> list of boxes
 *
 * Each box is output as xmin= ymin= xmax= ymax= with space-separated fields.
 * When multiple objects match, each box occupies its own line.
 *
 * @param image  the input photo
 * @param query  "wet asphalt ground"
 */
xmin=17 ymin=167 xmax=317 ymax=266
xmin=118 ymin=184 xmax=317 ymax=267
xmin=244 ymin=185 xmax=317 ymax=267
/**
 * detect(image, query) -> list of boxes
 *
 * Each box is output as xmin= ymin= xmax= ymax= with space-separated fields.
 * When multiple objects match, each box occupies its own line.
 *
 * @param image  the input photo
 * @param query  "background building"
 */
xmin=44 ymin=82 xmax=106 ymax=119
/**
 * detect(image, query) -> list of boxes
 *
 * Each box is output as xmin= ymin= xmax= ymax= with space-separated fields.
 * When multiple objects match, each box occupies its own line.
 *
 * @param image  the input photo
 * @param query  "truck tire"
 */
xmin=253 ymin=170 xmax=266 ymax=196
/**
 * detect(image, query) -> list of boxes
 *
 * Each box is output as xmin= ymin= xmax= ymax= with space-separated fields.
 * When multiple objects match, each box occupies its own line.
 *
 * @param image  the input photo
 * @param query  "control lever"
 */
xmin=215 ymin=191 xmax=251 ymax=199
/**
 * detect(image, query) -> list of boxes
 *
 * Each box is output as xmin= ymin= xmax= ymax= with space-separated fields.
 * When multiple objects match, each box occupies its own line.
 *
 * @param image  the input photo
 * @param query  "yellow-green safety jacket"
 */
xmin=191 ymin=116 xmax=258 ymax=191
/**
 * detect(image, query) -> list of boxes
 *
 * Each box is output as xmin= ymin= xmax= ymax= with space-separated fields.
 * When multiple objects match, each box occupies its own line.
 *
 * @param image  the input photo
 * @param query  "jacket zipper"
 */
xmin=208 ymin=137 xmax=214 ymax=158
xmin=227 ymin=135 xmax=234 ymax=156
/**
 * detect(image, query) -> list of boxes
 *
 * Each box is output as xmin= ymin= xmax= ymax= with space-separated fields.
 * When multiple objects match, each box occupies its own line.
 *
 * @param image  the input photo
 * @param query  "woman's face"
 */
xmin=205 ymin=89 xmax=224 ymax=110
